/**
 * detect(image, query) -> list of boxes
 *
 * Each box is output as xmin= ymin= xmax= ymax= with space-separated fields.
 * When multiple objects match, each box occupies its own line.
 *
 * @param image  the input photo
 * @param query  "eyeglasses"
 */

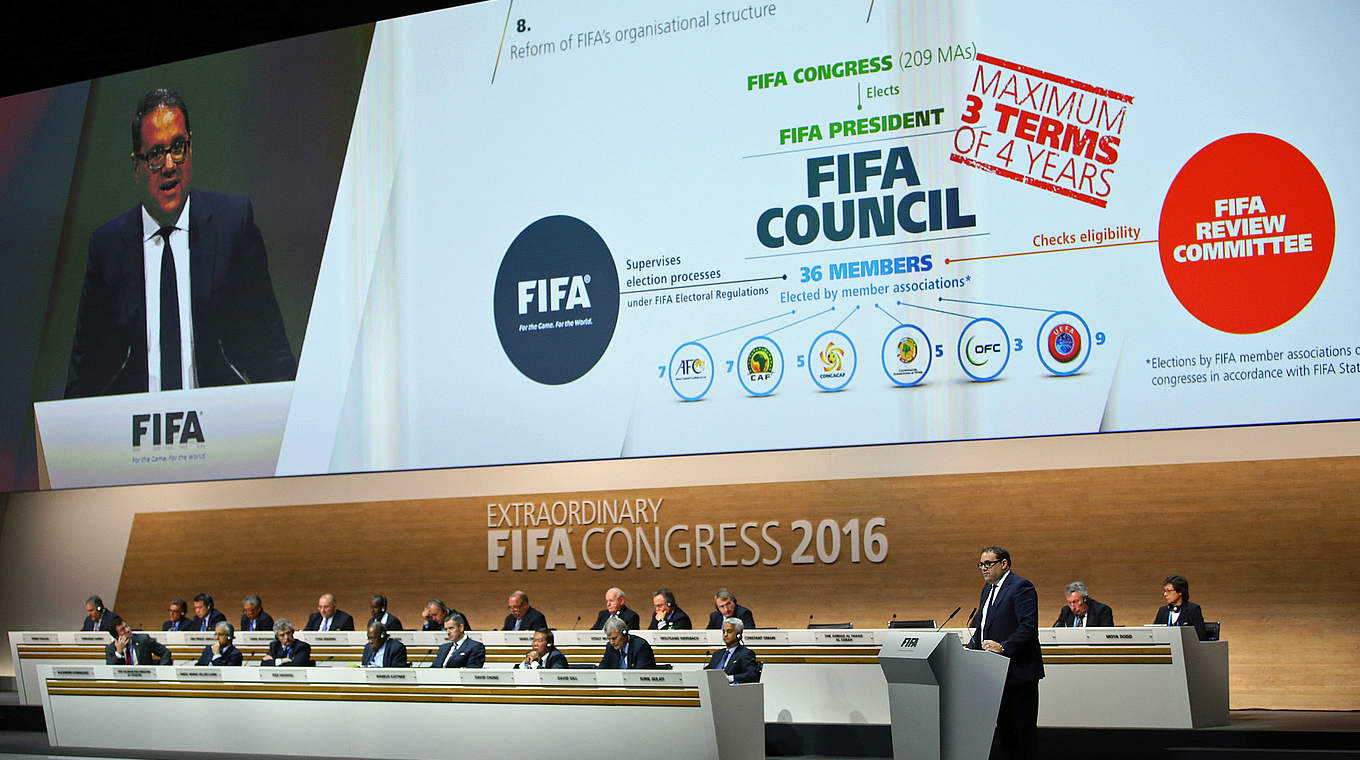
xmin=137 ymin=137 xmax=190 ymax=171
xmin=977 ymin=559 xmax=1004 ymax=570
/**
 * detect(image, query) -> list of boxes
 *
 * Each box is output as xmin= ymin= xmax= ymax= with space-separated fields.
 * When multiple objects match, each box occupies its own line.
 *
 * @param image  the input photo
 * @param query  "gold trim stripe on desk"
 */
xmin=45 ymin=679 xmax=701 ymax=707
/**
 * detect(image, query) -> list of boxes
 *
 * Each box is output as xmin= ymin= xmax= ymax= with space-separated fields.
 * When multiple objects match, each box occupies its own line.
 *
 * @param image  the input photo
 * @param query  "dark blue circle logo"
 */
xmin=493 ymin=216 xmax=619 ymax=385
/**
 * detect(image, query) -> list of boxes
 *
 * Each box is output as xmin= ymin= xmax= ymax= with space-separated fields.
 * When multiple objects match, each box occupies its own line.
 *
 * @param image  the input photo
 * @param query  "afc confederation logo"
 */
xmin=132 ymin=411 xmax=205 ymax=447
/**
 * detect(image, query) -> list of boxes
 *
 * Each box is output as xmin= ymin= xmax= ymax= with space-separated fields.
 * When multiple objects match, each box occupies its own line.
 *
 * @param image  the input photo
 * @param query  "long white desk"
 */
xmin=11 ymin=626 xmax=1228 ymax=729
xmin=38 ymin=666 xmax=762 ymax=760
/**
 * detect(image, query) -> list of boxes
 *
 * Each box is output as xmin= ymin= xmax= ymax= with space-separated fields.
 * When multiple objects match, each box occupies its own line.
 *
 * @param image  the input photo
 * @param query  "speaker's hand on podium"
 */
xmin=980 ymin=639 xmax=1003 ymax=654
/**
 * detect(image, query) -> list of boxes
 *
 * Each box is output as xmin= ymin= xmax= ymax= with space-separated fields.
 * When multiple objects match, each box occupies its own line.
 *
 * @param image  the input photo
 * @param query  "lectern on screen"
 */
xmin=878 ymin=631 xmax=1009 ymax=760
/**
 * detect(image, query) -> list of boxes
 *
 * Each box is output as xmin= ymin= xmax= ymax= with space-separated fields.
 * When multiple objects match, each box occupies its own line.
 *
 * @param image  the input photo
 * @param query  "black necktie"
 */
xmin=158 ymin=226 xmax=182 ymax=390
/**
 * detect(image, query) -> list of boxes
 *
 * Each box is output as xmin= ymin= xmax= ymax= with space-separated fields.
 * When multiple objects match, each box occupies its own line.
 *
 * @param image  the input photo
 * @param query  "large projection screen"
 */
xmin=3 ymin=0 xmax=1357 ymax=491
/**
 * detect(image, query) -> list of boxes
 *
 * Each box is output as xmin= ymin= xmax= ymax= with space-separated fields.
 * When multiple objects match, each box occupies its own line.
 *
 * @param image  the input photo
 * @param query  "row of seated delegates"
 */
xmin=1050 ymin=575 xmax=1208 ymax=640
xmin=160 ymin=593 xmax=228 ymax=633
xmin=597 ymin=615 xmax=761 ymax=683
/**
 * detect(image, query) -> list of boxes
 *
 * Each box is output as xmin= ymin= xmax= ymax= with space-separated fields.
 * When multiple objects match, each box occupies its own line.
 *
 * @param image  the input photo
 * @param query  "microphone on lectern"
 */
xmin=964 ymin=607 xmax=978 ymax=627
xmin=935 ymin=607 xmax=962 ymax=631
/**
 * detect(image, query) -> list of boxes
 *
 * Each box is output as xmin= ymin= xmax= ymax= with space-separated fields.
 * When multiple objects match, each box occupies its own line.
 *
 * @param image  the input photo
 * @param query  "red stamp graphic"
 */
xmin=951 ymin=53 xmax=1132 ymax=207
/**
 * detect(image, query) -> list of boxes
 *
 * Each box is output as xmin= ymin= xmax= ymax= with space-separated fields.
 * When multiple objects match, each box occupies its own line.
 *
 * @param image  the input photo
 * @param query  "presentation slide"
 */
xmin=15 ymin=0 xmax=1360 ymax=489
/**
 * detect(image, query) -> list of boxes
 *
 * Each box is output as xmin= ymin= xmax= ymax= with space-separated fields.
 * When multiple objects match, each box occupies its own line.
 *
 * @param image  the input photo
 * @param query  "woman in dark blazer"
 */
xmin=1153 ymin=574 xmax=1208 ymax=641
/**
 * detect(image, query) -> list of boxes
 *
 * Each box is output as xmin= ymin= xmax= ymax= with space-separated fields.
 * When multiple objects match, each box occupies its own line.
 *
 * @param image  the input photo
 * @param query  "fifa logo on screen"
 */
xmin=516 ymin=275 xmax=592 ymax=315
xmin=132 ymin=411 xmax=205 ymax=446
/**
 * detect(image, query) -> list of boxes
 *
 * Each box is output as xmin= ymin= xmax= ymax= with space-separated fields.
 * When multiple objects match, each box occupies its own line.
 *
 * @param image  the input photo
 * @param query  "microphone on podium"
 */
xmin=964 ymin=607 xmax=978 ymax=627
xmin=808 ymin=613 xmax=815 ymax=627
xmin=572 ymin=615 xmax=582 ymax=630
xmin=935 ymin=607 xmax=962 ymax=631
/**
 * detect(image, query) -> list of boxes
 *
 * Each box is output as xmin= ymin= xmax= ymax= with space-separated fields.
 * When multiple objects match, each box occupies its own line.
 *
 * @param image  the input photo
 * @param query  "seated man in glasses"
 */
xmin=67 ymin=87 xmax=295 ymax=398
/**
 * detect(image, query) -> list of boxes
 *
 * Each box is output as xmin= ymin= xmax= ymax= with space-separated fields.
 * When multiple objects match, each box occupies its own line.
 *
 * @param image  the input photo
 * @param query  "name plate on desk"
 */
xmin=52 ymin=667 xmax=95 ymax=679
xmin=306 ymin=634 xmax=345 ymax=644
xmin=33 ymin=382 xmax=294 ymax=489
xmin=652 ymin=631 xmax=708 ymax=644
xmin=813 ymin=630 xmax=877 ymax=645
xmin=541 ymin=670 xmax=597 ymax=686
xmin=365 ymin=669 xmax=417 ymax=683
xmin=74 ymin=633 xmax=109 ymax=645
xmin=503 ymin=632 xmax=534 ymax=646
xmin=238 ymin=633 xmax=275 ymax=645
xmin=743 ymin=630 xmax=790 ymax=645
xmin=388 ymin=631 xmax=416 ymax=644
xmin=260 ymin=669 xmax=308 ymax=681
xmin=176 ymin=668 xmax=222 ymax=681
xmin=23 ymin=633 xmax=60 ymax=644
xmin=463 ymin=670 xmax=512 ymax=684
xmin=112 ymin=667 xmax=157 ymax=680
xmin=621 ymin=671 xmax=683 ymax=686
xmin=184 ymin=633 xmax=215 ymax=645
xmin=1092 ymin=629 xmax=1155 ymax=643
xmin=578 ymin=631 xmax=607 ymax=645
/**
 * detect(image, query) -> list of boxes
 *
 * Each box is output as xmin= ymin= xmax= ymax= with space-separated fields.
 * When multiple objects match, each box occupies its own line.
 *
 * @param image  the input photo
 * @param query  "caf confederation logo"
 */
xmin=1047 ymin=324 xmax=1081 ymax=363
xmin=747 ymin=345 xmax=775 ymax=378
xmin=896 ymin=337 xmax=918 ymax=364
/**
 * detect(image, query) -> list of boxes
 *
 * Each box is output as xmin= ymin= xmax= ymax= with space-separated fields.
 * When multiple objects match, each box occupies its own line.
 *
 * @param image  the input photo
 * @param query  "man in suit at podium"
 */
xmin=968 ymin=546 xmax=1043 ymax=760
xmin=705 ymin=618 xmax=761 ymax=684
xmin=502 ymin=590 xmax=548 ymax=631
xmin=706 ymin=588 xmax=756 ymax=630
xmin=305 ymin=593 xmax=355 ymax=631
xmin=189 ymin=593 xmax=227 ymax=632
xmin=433 ymin=613 xmax=485 ymax=668
xmin=104 ymin=618 xmax=172 ymax=665
xmin=599 ymin=616 xmax=656 ymax=669
xmin=590 ymin=587 xmax=641 ymax=631
xmin=1053 ymin=581 xmax=1114 ymax=628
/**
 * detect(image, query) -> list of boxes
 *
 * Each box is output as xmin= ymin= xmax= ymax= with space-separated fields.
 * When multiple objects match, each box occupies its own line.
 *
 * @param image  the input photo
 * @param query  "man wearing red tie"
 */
xmin=104 ymin=618 xmax=172 ymax=665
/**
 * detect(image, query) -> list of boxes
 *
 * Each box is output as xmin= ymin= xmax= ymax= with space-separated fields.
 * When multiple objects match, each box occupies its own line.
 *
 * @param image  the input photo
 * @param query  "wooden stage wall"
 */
xmin=116 ymin=455 xmax=1360 ymax=710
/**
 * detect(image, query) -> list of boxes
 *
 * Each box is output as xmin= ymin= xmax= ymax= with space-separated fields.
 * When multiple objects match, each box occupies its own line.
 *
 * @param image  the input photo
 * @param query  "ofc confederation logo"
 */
xmin=957 ymin=318 xmax=1009 ymax=382
xmin=493 ymin=216 xmax=620 ymax=384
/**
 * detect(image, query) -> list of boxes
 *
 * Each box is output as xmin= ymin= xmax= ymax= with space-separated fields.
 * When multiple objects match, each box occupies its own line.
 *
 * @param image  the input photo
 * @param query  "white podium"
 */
xmin=878 ymin=631 xmax=1009 ymax=760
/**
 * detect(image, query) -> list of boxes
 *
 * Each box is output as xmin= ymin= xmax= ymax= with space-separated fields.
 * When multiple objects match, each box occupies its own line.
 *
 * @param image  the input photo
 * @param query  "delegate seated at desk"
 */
xmin=104 ymin=617 xmax=172 ymax=665
xmin=600 ymin=616 xmax=656 ymax=669
xmin=262 ymin=619 xmax=311 ymax=666
xmin=432 ymin=613 xmax=484 ymax=668
xmin=705 ymin=617 xmax=761 ymax=684
xmin=1153 ymin=574 xmax=1208 ymax=641
xmin=195 ymin=621 xmax=243 ymax=666
xmin=361 ymin=621 xmax=408 ymax=667
xmin=516 ymin=629 xmax=569 ymax=669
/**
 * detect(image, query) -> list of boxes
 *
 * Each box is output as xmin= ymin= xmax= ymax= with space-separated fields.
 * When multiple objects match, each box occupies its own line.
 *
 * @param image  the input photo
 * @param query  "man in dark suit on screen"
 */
xmin=66 ymin=88 xmax=294 ymax=398
xmin=967 ymin=545 xmax=1044 ymax=760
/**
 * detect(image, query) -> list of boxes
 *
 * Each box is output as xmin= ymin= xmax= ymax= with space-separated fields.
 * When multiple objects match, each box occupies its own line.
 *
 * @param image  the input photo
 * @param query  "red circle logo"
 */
xmin=1158 ymin=134 xmax=1334 ymax=334
xmin=1047 ymin=324 xmax=1080 ymax=362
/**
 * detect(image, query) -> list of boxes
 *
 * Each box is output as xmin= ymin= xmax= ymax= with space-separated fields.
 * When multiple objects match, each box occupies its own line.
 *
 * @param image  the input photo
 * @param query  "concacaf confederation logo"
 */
xmin=809 ymin=330 xmax=856 ymax=391
xmin=820 ymin=342 xmax=845 ymax=372
xmin=1047 ymin=323 xmax=1081 ymax=362
xmin=738 ymin=336 xmax=783 ymax=396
